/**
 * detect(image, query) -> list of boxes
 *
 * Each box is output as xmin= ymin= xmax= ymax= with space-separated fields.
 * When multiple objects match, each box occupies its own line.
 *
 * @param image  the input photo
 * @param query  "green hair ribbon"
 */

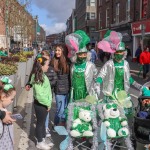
xmin=4 ymin=84 xmax=13 ymax=91
xmin=36 ymin=53 xmax=42 ymax=59
xmin=1 ymin=77 xmax=13 ymax=91
xmin=1 ymin=76 xmax=11 ymax=84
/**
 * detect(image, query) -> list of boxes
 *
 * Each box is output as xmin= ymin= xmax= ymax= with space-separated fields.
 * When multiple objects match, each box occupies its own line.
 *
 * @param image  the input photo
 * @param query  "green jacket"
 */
xmin=30 ymin=74 xmax=52 ymax=108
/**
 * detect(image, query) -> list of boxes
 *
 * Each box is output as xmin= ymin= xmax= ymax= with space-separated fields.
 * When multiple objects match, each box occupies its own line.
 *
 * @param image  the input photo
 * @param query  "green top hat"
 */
xmin=74 ymin=30 xmax=90 ymax=53
xmin=116 ymin=42 xmax=126 ymax=51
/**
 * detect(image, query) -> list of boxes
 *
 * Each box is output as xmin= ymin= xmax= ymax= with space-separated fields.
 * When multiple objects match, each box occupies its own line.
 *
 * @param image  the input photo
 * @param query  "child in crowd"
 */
xmin=50 ymin=44 xmax=70 ymax=127
xmin=0 ymin=77 xmax=16 ymax=150
xmin=30 ymin=56 xmax=54 ymax=149
xmin=40 ymin=50 xmax=57 ymax=137
xmin=26 ymin=50 xmax=57 ymax=138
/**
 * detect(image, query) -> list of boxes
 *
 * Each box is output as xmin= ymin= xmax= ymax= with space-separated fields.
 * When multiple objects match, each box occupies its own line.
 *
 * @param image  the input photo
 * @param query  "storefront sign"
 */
xmin=131 ymin=20 xmax=150 ymax=35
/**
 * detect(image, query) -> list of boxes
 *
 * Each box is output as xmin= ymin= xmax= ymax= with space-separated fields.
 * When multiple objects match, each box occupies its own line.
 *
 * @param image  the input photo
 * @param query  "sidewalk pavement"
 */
xmin=14 ymin=58 xmax=149 ymax=150
xmin=14 ymin=89 xmax=33 ymax=150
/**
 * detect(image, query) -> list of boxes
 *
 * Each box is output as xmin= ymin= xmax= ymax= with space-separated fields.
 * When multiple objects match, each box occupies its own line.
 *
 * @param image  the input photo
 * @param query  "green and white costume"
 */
xmin=96 ymin=59 xmax=142 ymax=116
xmin=71 ymin=61 xmax=98 ymax=101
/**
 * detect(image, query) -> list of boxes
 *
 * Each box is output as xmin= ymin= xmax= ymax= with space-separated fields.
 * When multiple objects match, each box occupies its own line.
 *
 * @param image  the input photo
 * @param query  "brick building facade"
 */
xmin=0 ymin=0 xmax=36 ymax=49
xmin=97 ymin=0 xmax=150 ymax=57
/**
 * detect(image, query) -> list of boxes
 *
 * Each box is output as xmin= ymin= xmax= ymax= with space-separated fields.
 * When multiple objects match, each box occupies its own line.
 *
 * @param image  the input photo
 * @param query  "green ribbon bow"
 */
xmin=1 ymin=76 xmax=11 ymax=84
xmin=4 ymin=84 xmax=13 ymax=91
xmin=36 ymin=53 xmax=42 ymax=58
xmin=1 ymin=77 xmax=13 ymax=91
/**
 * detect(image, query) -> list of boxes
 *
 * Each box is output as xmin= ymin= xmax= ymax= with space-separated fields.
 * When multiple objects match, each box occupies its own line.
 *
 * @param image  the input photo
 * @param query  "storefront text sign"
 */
xmin=132 ymin=20 xmax=150 ymax=35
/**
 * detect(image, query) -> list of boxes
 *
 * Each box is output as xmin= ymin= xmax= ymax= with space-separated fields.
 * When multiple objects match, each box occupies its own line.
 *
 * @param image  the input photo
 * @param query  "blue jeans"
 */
xmin=45 ymin=112 xmax=49 ymax=129
xmin=54 ymin=94 xmax=68 ymax=125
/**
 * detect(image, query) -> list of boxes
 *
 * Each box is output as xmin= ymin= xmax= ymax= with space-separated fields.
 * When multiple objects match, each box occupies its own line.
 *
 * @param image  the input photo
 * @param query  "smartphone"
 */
xmin=11 ymin=114 xmax=23 ymax=120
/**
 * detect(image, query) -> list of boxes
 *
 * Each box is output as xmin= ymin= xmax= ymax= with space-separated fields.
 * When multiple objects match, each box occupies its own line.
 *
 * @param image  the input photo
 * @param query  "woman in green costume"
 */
xmin=65 ymin=30 xmax=99 ymax=102
xmin=96 ymin=41 xmax=142 ymax=118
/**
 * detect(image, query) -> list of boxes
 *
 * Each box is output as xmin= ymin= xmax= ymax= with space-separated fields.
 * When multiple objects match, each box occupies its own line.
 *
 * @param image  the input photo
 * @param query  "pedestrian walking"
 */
xmin=30 ymin=56 xmax=53 ymax=149
xmin=0 ymin=77 xmax=16 ymax=150
xmin=139 ymin=46 xmax=150 ymax=80
xmin=50 ymin=44 xmax=70 ymax=127
xmin=90 ymin=45 xmax=98 ymax=63
xmin=26 ymin=51 xmax=56 ymax=142
xmin=135 ymin=45 xmax=142 ymax=63
xmin=126 ymin=45 xmax=131 ymax=60
xmin=40 ymin=51 xmax=57 ymax=137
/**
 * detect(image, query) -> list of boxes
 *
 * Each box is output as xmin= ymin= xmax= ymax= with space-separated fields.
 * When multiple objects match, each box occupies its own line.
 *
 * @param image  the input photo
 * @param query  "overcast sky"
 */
xmin=31 ymin=0 xmax=75 ymax=35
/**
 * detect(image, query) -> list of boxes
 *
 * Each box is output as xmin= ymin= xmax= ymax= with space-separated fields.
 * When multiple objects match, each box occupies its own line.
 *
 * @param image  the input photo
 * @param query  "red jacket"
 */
xmin=139 ymin=51 xmax=150 ymax=64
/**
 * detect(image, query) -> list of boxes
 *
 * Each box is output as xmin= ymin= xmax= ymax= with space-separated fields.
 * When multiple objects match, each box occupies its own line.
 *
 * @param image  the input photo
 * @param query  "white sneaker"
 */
xmin=46 ymin=128 xmax=51 ymax=137
xmin=36 ymin=141 xmax=50 ymax=150
xmin=47 ymin=141 xmax=54 ymax=147
xmin=43 ymin=138 xmax=54 ymax=147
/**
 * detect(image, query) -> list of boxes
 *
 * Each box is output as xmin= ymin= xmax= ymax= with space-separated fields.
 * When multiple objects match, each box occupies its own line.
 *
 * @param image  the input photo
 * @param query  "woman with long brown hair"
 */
xmin=51 ymin=44 xmax=70 ymax=127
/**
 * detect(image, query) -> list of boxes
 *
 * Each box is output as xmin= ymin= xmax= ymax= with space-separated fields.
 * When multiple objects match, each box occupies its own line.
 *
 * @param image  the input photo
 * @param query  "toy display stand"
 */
xmin=66 ymin=102 xmax=98 ymax=150
xmin=97 ymin=103 xmax=134 ymax=150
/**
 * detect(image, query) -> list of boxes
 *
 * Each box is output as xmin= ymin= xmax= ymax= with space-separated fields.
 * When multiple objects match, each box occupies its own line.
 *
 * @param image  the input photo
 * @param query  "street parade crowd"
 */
xmin=1 ymin=30 xmax=150 ymax=150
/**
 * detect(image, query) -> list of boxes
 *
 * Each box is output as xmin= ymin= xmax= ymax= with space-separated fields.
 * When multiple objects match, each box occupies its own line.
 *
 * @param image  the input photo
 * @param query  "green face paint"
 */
xmin=114 ymin=53 xmax=124 ymax=61
xmin=77 ymin=57 xmax=86 ymax=63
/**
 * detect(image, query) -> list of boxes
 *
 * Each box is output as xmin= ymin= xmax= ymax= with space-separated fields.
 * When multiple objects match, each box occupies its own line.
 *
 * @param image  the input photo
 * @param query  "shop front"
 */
xmin=131 ymin=19 xmax=150 ymax=58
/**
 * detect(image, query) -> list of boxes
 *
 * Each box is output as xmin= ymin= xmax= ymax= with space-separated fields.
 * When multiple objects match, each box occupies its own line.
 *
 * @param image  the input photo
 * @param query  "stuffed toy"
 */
xmin=70 ymin=108 xmax=93 ymax=137
xmin=102 ymin=103 xmax=129 ymax=138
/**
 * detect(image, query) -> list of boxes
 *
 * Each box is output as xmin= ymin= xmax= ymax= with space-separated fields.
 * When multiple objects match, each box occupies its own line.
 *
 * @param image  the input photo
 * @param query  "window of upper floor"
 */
xmin=86 ymin=12 xmax=90 ymax=20
xmin=90 ymin=0 xmax=95 ymax=6
xmin=91 ymin=12 xmax=95 ymax=19
xmin=86 ymin=0 xmax=90 ymax=6
xmin=99 ymin=0 xmax=102 ymax=6
xmin=106 ymin=7 xmax=110 ymax=27
xmin=126 ymin=0 xmax=130 ymax=21
xmin=116 ymin=3 xmax=120 ymax=23
xmin=99 ymin=10 xmax=102 ymax=29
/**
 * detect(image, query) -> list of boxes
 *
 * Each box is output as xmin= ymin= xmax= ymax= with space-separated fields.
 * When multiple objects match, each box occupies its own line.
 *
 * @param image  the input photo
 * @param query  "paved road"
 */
xmin=14 ymin=58 xmax=150 ymax=150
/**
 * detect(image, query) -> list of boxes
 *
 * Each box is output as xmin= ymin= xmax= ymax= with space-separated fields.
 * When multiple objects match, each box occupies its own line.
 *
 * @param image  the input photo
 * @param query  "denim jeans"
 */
xmin=54 ymin=94 xmax=68 ymax=125
xmin=45 ymin=112 xmax=49 ymax=129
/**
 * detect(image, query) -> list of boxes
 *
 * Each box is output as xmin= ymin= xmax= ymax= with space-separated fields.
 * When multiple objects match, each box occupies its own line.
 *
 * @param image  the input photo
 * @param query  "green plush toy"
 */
xmin=70 ymin=108 xmax=93 ymax=137
xmin=103 ymin=103 xmax=129 ymax=138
